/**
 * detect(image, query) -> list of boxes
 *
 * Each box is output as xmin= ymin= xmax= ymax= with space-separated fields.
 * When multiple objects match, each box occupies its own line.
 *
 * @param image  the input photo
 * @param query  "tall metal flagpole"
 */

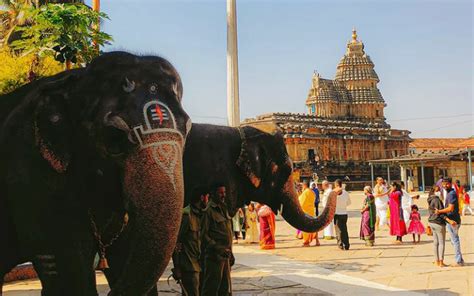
xmin=227 ymin=0 xmax=240 ymax=127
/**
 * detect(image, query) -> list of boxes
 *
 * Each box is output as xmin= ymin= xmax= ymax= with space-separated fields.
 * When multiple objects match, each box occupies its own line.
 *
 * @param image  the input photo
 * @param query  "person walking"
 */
xmin=172 ymin=186 xmax=209 ymax=296
xmin=334 ymin=179 xmax=351 ymax=250
xmin=455 ymin=180 xmax=464 ymax=215
xmin=435 ymin=178 xmax=464 ymax=267
xmin=201 ymin=184 xmax=234 ymax=295
xmin=311 ymin=182 xmax=320 ymax=216
xmin=256 ymin=203 xmax=276 ymax=250
xmin=400 ymin=181 xmax=420 ymax=224
xmin=389 ymin=182 xmax=407 ymax=244
xmin=374 ymin=177 xmax=389 ymax=230
xmin=298 ymin=180 xmax=319 ymax=247
xmin=244 ymin=203 xmax=259 ymax=244
xmin=360 ymin=186 xmax=376 ymax=247
xmin=321 ymin=180 xmax=336 ymax=240
xmin=461 ymin=185 xmax=473 ymax=216
xmin=428 ymin=186 xmax=457 ymax=267
xmin=231 ymin=208 xmax=243 ymax=244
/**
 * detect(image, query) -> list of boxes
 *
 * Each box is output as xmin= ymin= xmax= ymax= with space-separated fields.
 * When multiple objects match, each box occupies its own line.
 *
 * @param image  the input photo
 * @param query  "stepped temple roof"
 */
xmin=244 ymin=29 xmax=411 ymax=144
xmin=307 ymin=28 xmax=385 ymax=109
xmin=335 ymin=29 xmax=380 ymax=83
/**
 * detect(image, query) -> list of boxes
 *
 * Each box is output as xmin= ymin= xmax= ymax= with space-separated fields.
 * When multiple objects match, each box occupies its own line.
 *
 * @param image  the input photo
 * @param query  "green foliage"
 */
xmin=0 ymin=47 xmax=63 ymax=95
xmin=10 ymin=3 xmax=112 ymax=65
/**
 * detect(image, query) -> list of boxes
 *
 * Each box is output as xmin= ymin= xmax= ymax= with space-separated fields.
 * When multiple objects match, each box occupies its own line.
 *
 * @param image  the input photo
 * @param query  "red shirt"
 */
xmin=464 ymin=193 xmax=470 ymax=204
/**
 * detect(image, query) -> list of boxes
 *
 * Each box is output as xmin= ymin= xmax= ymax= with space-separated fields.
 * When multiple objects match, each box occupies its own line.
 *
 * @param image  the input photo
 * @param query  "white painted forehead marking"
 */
xmin=132 ymin=100 xmax=184 ymax=189
xmin=133 ymin=101 xmax=183 ymax=149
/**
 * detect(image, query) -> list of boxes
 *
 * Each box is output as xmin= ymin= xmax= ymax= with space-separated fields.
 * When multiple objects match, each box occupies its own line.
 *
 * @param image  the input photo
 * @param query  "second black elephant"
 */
xmin=183 ymin=123 xmax=337 ymax=233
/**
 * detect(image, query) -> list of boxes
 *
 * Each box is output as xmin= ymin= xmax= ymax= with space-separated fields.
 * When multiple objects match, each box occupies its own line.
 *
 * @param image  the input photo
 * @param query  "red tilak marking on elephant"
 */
xmin=155 ymin=104 xmax=164 ymax=125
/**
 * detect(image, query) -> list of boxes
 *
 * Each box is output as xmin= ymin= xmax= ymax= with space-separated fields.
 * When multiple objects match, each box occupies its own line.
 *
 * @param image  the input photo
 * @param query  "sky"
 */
xmin=90 ymin=0 xmax=473 ymax=138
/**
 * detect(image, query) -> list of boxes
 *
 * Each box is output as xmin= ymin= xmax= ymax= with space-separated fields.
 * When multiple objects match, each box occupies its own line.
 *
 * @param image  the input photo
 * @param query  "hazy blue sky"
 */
xmin=91 ymin=0 xmax=472 ymax=138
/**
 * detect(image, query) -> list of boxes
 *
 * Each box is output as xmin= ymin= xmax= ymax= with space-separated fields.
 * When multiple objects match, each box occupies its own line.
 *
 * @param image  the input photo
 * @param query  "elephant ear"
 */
xmin=236 ymin=126 xmax=267 ymax=188
xmin=34 ymin=76 xmax=76 ymax=173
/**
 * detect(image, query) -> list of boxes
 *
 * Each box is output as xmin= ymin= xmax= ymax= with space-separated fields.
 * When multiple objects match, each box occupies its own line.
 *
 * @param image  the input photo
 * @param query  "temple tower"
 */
xmin=306 ymin=29 xmax=386 ymax=123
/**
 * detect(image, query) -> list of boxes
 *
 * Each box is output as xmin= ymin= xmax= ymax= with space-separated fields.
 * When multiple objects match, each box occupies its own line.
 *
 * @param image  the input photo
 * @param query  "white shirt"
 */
xmin=401 ymin=189 xmax=412 ymax=210
xmin=322 ymin=188 xmax=332 ymax=207
xmin=335 ymin=190 xmax=351 ymax=215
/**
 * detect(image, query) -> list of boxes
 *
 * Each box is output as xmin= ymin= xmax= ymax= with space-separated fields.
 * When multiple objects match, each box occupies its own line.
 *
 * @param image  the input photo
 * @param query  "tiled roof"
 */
xmin=242 ymin=112 xmax=411 ymax=141
xmin=312 ymin=79 xmax=350 ymax=102
xmin=335 ymin=56 xmax=380 ymax=82
xmin=410 ymin=138 xmax=474 ymax=149
xmin=370 ymin=148 xmax=469 ymax=163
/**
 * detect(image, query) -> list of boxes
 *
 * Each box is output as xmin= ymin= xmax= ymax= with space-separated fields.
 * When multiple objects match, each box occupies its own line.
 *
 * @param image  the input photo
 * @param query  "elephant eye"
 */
xmin=49 ymin=113 xmax=61 ymax=124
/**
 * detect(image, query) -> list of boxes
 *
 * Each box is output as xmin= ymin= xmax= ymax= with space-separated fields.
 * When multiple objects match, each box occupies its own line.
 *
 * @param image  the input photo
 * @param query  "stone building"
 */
xmin=242 ymin=29 xmax=411 ymax=184
xmin=370 ymin=138 xmax=474 ymax=191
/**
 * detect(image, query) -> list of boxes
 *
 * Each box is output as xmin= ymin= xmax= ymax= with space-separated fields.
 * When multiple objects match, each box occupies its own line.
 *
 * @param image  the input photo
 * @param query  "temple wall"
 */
xmin=284 ymin=137 xmax=409 ymax=163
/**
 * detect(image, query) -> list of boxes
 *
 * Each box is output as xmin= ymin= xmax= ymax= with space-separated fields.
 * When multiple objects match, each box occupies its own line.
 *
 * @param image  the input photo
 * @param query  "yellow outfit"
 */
xmin=245 ymin=208 xmax=259 ymax=243
xmin=298 ymin=188 xmax=317 ymax=245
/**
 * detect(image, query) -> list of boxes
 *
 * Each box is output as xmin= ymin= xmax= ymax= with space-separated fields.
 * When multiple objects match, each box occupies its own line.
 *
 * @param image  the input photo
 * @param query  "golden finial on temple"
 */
xmin=352 ymin=27 xmax=357 ymax=42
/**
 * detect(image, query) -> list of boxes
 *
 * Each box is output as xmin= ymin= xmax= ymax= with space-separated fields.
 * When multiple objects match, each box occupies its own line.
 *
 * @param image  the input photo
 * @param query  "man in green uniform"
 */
xmin=201 ymin=183 xmax=234 ymax=296
xmin=173 ymin=185 xmax=209 ymax=296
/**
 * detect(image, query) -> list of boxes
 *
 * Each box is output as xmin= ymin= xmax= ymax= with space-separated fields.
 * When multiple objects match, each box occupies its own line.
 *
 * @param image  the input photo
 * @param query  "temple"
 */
xmin=242 ymin=29 xmax=412 ymax=185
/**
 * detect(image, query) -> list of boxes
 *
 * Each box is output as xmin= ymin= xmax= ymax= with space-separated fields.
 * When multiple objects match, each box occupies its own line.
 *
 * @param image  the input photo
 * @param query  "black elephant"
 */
xmin=183 ymin=123 xmax=337 ymax=233
xmin=0 ymin=52 xmax=191 ymax=296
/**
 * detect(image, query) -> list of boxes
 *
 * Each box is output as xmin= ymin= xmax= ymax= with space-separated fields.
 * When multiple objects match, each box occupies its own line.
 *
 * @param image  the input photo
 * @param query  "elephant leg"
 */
xmin=33 ymin=254 xmax=62 ymax=296
xmin=104 ymin=238 xmax=158 ymax=296
xmin=0 ymin=202 xmax=20 ymax=296
xmin=32 ymin=238 xmax=98 ymax=296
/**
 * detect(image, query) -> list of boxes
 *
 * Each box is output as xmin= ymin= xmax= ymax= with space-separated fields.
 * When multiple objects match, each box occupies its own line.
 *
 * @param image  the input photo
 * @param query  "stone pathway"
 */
xmin=4 ymin=264 xmax=328 ymax=296
xmin=238 ymin=191 xmax=473 ymax=296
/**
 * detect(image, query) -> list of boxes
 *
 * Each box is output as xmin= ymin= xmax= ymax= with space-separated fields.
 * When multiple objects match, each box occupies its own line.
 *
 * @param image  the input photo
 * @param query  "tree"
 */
xmin=10 ymin=3 xmax=112 ymax=69
xmin=0 ymin=48 xmax=63 ymax=94
xmin=0 ymin=0 xmax=36 ymax=46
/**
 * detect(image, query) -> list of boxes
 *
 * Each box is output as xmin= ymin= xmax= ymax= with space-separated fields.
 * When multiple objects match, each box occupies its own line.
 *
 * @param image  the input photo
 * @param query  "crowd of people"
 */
xmin=171 ymin=176 xmax=470 ymax=295
xmin=291 ymin=176 xmax=469 ymax=268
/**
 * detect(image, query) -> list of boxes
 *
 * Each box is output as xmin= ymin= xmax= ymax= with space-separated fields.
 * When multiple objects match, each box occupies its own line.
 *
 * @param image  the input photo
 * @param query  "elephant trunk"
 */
xmin=280 ymin=177 xmax=337 ymax=233
xmin=109 ymin=132 xmax=184 ymax=295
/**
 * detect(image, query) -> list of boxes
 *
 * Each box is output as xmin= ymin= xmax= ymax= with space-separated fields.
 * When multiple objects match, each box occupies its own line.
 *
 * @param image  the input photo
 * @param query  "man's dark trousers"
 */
xmin=181 ymin=271 xmax=199 ymax=296
xmin=201 ymin=257 xmax=231 ymax=296
xmin=334 ymin=214 xmax=350 ymax=249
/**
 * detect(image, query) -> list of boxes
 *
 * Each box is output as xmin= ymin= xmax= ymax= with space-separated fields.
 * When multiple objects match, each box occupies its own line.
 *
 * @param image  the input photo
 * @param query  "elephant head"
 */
xmin=183 ymin=124 xmax=336 ymax=235
xmin=32 ymin=52 xmax=190 ymax=294
xmin=236 ymin=126 xmax=337 ymax=233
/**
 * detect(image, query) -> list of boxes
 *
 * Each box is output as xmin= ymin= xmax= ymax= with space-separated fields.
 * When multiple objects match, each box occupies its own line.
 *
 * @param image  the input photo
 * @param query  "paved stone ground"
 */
xmin=4 ymin=191 xmax=473 ymax=295
xmin=4 ymin=264 xmax=328 ymax=296
xmin=237 ymin=191 xmax=473 ymax=296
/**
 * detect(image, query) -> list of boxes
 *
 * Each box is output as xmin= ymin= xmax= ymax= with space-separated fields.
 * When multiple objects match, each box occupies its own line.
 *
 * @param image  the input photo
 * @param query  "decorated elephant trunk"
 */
xmin=108 ymin=107 xmax=186 ymax=295
xmin=280 ymin=177 xmax=337 ymax=233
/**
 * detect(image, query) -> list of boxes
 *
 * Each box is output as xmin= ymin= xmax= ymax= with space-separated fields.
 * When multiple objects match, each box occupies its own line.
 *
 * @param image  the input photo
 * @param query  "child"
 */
xmin=245 ymin=203 xmax=259 ymax=243
xmin=462 ymin=185 xmax=473 ymax=216
xmin=408 ymin=204 xmax=425 ymax=243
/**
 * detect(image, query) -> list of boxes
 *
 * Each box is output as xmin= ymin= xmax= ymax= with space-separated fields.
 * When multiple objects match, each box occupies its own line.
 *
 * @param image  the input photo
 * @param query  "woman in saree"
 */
xmin=389 ymin=182 xmax=407 ymax=244
xmin=245 ymin=203 xmax=259 ymax=244
xmin=360 ymin=186 xmax=376 ymax=246
xmin=256 ymin=203 xmax=276 ymax=250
